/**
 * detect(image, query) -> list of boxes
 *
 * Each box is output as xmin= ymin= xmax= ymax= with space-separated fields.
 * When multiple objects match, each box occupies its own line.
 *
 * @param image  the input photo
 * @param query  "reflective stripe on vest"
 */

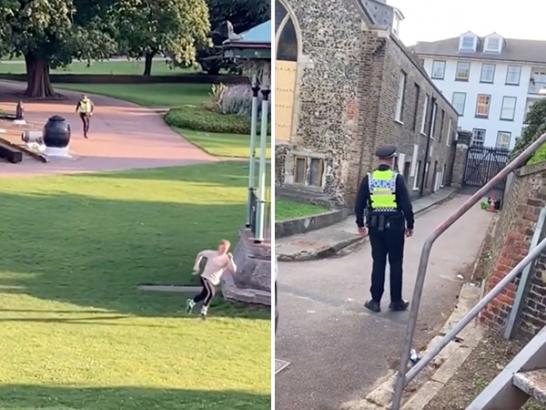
xmin=368 ymin=169 xmax=398 ymax=211
xmin=78 ymin=99 xmax=91 ymax=114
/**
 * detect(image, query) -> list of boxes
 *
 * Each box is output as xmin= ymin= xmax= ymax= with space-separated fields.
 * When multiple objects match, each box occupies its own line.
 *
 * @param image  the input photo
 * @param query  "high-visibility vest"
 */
xmin=78 ymin=98 xmax=92 ymax=114
xmin=368 ymin=169 xmax=398 ymax=211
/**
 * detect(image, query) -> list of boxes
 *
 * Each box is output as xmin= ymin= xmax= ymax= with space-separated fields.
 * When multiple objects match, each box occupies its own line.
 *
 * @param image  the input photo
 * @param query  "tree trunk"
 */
xmin=25 ymin=54 xmax=55 ymax=98
xmin=143 ymin=52 xmax=154 ymax=76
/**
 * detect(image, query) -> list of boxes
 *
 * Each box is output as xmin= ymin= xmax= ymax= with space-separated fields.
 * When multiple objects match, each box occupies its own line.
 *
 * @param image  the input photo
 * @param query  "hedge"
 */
xmin=165 ymin=105 xmax=250 ymax=134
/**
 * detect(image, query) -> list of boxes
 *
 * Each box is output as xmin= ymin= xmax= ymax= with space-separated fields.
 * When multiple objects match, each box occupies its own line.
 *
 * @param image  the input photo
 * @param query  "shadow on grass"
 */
xmin=0 ymin=384 xmax=270 ymax=410
xmin=0 ymin=189 xmax=268 ymax=320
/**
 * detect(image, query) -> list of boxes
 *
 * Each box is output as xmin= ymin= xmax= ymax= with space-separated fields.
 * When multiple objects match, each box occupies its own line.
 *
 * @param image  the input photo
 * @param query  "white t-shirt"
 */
xmin=193 ymin=250 xmax=237 ymax=286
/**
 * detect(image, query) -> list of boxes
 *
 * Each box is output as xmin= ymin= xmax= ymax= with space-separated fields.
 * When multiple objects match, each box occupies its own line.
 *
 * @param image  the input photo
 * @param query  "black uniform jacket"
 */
xmin=355 ymin=164 xmax=415 ymax=230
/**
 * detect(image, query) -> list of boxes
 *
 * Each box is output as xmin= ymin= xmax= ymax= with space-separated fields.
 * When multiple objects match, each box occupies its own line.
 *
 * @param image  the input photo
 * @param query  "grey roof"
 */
xmin=412 ymin=36 xmax=546 ymax=65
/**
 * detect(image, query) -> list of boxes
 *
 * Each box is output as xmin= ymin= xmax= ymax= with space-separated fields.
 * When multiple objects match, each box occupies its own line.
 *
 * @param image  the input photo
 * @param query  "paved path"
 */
xmin=275 ymin=194 xmax=493 ymax=410
xmin=0 ymin=80 xmax=213 ymax=176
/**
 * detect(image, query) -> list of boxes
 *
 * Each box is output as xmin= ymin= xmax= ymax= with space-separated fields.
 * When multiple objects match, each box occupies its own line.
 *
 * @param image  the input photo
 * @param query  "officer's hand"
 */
xmin=358 ymin=227 xmax=368 ymax=237
xmin=405 ymin=229 xmax=413 ymax=238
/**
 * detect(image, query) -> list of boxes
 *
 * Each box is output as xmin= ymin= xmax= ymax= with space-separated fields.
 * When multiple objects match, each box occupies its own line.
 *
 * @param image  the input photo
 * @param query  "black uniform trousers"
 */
xmin=369 ymin=214 xmax=405 ymax=303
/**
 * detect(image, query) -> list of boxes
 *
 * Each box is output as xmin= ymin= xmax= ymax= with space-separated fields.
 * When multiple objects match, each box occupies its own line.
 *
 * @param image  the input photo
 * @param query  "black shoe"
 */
xmin=364 ymin=300 xmax=381 ymax=313
xmin=389 ymin=300 xmax=410 ymax=311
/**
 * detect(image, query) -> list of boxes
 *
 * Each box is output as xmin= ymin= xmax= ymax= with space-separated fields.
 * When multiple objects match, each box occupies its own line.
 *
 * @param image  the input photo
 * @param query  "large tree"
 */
xmin=198 ymin=0 xmax=269 ymax=74
xmin=114 ymin=0 xmax=210 ymax=76
xmin=0 ymin=0 xmax=116 ymax=97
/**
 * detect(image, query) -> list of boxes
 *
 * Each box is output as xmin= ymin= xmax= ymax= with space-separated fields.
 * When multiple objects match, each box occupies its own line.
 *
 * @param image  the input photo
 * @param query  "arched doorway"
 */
xmin=275 ymin=0 xmax=299 ymax=142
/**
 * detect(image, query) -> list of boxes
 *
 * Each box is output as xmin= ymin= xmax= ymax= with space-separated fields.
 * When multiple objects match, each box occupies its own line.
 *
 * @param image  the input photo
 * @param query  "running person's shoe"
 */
xmin=200 ymin=305 xmax=208 ymax=320
xmin=185 ymin=298 xmax=196 ymax=314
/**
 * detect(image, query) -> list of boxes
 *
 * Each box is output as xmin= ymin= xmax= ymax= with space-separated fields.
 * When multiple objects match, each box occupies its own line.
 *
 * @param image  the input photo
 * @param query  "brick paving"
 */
xmin=0 ymin=80 xmax=214 ymax=176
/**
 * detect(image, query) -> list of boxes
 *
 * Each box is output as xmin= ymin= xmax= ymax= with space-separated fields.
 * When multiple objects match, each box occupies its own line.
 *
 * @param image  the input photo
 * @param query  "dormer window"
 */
xmin=484 ymin=34 xmax=504 ymax=53
xmin=459 ymin=32 xmax=478 ymax=52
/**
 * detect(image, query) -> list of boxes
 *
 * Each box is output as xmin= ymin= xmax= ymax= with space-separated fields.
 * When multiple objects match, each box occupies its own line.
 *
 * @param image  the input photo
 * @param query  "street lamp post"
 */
xmin=246 ymin=72 xmax=260 ymax=228
xmin=255 ymin=65 xmax=271 ymax=243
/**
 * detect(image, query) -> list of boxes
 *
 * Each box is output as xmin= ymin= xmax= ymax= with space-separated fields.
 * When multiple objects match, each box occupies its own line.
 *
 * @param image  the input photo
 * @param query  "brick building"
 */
xmin=275 ymin=0 xmax=459 ymax=206
xmin=480 ymin=160 xmax=546 ymax=336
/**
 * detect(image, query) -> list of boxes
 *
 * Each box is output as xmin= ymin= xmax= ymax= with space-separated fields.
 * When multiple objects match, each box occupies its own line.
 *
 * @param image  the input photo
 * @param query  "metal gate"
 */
xmin=463 ymin=145 xmax=510 ymax=187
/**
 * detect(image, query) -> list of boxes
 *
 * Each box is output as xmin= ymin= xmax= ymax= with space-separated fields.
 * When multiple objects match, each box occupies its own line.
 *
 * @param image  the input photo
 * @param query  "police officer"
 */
xmin=355 ymin=144 xmax=414 ymax=313
xmin=75 ymin=94 xmax=94 ymax=138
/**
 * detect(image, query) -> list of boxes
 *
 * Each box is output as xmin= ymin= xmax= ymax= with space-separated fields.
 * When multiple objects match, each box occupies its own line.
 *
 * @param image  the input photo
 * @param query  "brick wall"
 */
xmin=480 ymin=162 xmax=546 ymax=336
xmin=277 ymin=0 xmax=459 ymax=206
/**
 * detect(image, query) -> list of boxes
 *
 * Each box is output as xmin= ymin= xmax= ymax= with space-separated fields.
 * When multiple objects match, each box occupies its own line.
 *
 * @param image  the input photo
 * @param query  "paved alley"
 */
xmin=275 ymin=194 xmax=493 ymax=410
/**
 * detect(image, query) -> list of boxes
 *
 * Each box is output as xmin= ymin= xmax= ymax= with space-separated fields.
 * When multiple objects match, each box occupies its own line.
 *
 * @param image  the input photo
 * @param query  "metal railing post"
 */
xmin=391 ymin=132 xmax=546 ymax=409
xmin=246 ymin=78 xmax=260 ymax=228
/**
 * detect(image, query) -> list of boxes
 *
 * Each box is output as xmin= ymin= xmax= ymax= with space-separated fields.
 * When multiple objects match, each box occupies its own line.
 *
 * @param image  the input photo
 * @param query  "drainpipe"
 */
xmin=420 ymin=96 xmax=436 ymax=197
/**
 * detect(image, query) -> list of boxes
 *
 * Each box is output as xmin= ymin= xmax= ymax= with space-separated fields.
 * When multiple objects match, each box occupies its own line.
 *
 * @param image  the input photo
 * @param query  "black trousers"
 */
xmin=193 ymin=277 xmax=216 ymax=307
xmin=369 ymin=217 xmax=405 ymax=303
xmin=79 ymin=113 xmax=90 ymax=136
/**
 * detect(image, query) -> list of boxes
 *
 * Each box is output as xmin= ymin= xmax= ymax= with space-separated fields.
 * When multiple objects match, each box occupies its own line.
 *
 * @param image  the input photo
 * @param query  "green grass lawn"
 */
xmin=175 ymin=127 xmax=271 ymax=159
xmin=0 ymin=59 xmax=200 ymax=75
xmin=276 ymin=198 xmax=328 ymax=221
xmin=0 ymin=162 xmax=270 ymax=410
xmin=528 ymin=142 xmax=546 ymax=165
xmin=56 ymin=83 xmax=211 ymax=108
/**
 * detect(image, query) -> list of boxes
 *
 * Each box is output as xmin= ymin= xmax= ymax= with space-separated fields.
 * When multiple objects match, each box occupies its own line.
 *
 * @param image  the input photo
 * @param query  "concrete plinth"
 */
xmin=221 ymin=227 xmax=271 ymax=306
xmin=44 ymin=146 xmax=71 ymax=158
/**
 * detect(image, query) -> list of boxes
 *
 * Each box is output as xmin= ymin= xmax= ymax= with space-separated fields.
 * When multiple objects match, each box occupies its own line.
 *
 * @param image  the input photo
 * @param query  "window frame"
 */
xmin=429 ymin=101 xmax=438 ymax=139
xmin=505 ymin=65 xmax=521 ymax=86
xmin=471 ymin=128 xmax=486 ymax=147
xmin=431 ymin=60 xmax=446 ymax=80
xmin=412 ymin=160 xmax=422 ymax=190
xmin=438 ymin=109 xmax=445 ymax=142
xmin=459 ymin=35 xmax=477 ymax=52
xmin=452 ymin=92 xmax=467 ymax=116
xmin=475 ymin=94 xmax=492 ymax=118
xmin=500 ymin=96 xmax=517 ymax=121
xmin=496 ymin=131 xmax=511 ymax=150
xmin=395 ymin=70 xmax=407 ymax=123
xmin=484 ymin=36 xmax=502 ymax=53
xmin=294 ymin=156 xmax=308 ymax=184
xmin=412 ymin=83 xmax=420 ymax=131
xmin=455 ymin=61 xmax=471 ymax=81
xmin=480 ymin=63 xmax=496 ymax=84
xmin=420 ymin=94 xmax=429 ymax=135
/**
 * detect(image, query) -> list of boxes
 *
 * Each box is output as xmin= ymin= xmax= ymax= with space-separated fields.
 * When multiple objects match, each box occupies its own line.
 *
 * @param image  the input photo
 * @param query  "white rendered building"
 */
xmin=413 ymin=32 xmax=546 ymax=149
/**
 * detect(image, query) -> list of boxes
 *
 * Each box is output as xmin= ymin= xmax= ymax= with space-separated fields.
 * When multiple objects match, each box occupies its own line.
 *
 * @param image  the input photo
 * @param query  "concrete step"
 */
xmin=277 ymin=185 xmax=336 ymax=207
xmin=513 ymin=368 xmax=546 ymax=404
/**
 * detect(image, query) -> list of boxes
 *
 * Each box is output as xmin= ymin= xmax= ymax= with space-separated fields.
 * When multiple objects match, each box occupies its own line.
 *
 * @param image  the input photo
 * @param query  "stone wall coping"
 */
xmin=517 ymin=161 xmax=546 ymax=177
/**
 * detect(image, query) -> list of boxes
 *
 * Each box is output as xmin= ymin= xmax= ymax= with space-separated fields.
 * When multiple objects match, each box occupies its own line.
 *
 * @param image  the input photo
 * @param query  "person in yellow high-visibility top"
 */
xmin=75 ymin=94 xmax=94 ymax=138
xmin=355 ymin=145 xmax=414 ymax=313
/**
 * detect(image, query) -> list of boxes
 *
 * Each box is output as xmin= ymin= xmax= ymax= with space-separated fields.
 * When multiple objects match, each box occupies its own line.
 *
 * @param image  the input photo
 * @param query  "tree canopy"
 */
xmin=512 ymin=98 xmax=546 ymax=160
xmin=198 ymin=0 xmax=270 ymax=74
xmin=0 ymin=0 xmax=118 ymax=96
xmin=114 ymin=0 xmax=210 ymax=76
xmin=0 ymin=0 xmax=210 ymax=96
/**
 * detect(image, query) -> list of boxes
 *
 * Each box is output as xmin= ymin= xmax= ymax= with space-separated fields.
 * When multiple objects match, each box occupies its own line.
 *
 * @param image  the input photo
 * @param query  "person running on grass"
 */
xmin=75 ymin=94 xmax=94 ymax=138
xmin=185 ymin=239 xmax=237 ymax=319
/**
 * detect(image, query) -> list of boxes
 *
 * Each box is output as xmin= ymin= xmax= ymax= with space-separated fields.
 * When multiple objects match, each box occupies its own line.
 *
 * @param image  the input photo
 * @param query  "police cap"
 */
xmin=375 ymin=144 xmax=398 ymax=159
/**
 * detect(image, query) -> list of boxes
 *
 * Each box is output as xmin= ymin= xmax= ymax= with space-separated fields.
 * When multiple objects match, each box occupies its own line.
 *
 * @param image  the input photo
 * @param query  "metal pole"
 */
xmin=255 ymin=78 xmax=270 ymax=243
xmin=405 ymin=236 xmax=546 ymax=384
xmin=391 ymin=132 xmax=546 ymax=409
xmin=246 ymin=76 xmax=260 ymax=228
xmin=503 ymin=207 xmax=546 ymax=339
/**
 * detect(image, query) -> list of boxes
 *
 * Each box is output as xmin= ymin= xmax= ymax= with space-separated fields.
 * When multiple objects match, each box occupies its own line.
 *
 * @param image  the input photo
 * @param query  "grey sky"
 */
xmin=389 ymin=0 xmax=546 ymax=46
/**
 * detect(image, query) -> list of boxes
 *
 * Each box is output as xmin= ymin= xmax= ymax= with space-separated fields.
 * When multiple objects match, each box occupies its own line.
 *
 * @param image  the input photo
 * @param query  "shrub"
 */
xmin=165 ymin=105 xmax=250 ymax=134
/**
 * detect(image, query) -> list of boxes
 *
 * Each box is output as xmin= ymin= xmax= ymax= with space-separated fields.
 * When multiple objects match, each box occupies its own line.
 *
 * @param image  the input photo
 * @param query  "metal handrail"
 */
xmin=391 ymin=132 xmax=546 ymax=409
